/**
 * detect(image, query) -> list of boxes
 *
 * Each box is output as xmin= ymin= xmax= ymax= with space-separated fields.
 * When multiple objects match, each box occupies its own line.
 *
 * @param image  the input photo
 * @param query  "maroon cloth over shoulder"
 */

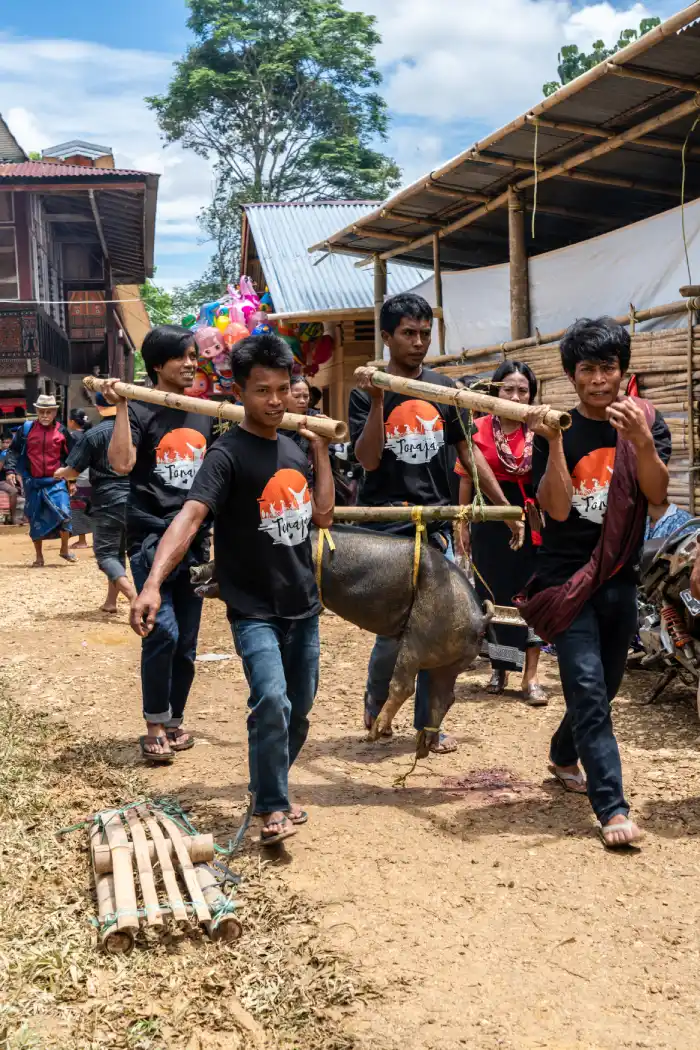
xmin=513 ymin=398 xmax=656 ymax=642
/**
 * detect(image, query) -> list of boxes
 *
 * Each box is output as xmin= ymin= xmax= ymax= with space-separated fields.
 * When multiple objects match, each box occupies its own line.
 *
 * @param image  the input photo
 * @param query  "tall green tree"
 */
xmin=139 ymin=277 xmax=174 ymax=326
xmin=542 ymin=17 xmax=661 ymax=96
xmin=147 ymin=0 xmax=400 ymax=280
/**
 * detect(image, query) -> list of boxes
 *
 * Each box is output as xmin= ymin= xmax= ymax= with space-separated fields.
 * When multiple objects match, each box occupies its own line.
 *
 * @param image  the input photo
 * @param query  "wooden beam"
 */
xmin=378 ymin=94 xmax=700 ymax=262
xmin=88 ymin=190 xmax=109 ymax=265
xmin=606 ymin=63 xmax=700 ymax=94
xmin=528 ymin=115 xmax=700 ymax=156
xmin=508 ymin=187 xmax=529 ymax=341
xmin=44 ymin=213 xmax=93 ymax=223
xmin=373 ymin=255 xmax=387 ymax=361
xmin=469 ymin=152 xmax=536 ymax=171
xmin=432 ymin=234 xmax=446 ymax=355
xmin=351 ymin=225 xmax=413 ymax=244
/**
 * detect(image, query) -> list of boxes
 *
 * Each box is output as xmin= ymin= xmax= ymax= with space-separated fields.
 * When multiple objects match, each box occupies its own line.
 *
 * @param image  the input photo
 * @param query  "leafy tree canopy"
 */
xmin=139 ymin=277 xmax=174 ymax=326
xmin=542 ymin=17 xmax=661 ymax=96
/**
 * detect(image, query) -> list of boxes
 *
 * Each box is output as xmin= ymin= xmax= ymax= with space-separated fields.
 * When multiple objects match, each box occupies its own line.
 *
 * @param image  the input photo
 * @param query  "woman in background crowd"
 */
xmin=67 ymin=408 xmax=93 ymax=549
xmin=456 ymin=361 xmax=546 ymax=706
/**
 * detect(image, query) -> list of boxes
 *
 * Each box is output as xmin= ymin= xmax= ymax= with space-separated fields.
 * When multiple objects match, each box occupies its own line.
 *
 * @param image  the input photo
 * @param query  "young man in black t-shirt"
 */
xmin=349 ymin=293 xmax=529 ymax=752
xmin=531 ymin=318 xmax=670 ymax=849
xmin=130 ymin=334 xmax=334 ymax=846
xmin=105 ymin=326 xmax=214 ymax=762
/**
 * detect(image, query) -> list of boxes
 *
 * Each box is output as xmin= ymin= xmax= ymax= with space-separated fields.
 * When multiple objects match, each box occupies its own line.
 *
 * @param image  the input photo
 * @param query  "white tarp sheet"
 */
xmin=409 ymin=198 xmax=700 ymax=355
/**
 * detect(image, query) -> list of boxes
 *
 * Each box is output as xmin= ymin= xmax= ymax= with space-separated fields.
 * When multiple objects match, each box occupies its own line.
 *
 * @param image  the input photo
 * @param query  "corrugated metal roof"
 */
xmin=0 ymin=161 xmax=152 ymax=180
xmin=243 ymin=201 xmax=430 ymax=314
xmin=314 ymin=3 xmax=700 ymax=271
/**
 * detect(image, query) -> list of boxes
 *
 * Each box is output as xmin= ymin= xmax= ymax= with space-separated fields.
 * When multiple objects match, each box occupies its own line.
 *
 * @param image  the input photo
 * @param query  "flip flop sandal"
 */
xmin=548 ymin=763 xmax=587 ymax=794
xmin=259 ymin=816 xmax=297 ymax=847
xmin=287 ymin=808 xmax=308 ymax=826
xmin=59 ymin=552 xmax=77 ymax=563
xmin=523 ymin=683 xmax=548 ymax=706
xmin=487 ymin=670 xmax=508 ymax=694
xmin=139 ymin=735 xmax=175 ymax=764
xmin=166 ymin=728 xmax=195 ymax=752
xmin=597 ymin=819 xmax=644 ymax=849
xmin=430 ymin=732 xmax=458 ymax=754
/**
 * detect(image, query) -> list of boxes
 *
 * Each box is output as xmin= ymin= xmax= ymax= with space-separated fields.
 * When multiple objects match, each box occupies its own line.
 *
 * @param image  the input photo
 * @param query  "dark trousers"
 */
xmin=130 ymin=549 xmax=203 ymax=726
xmin=232 ymin=615 xmax=320 ymax=814
xmin=550 ymin=577 xmax=638 ymax=825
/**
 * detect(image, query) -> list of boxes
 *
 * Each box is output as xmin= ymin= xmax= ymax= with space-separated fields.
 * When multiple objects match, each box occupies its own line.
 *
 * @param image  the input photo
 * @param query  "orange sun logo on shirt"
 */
xmin=153 ymin=428 xmax=207 ymax=490
xmin=571 ymin=447 xmax=616 ymax=524
xmin=384 ymin=399 xmax=445 ymax=465
xmin=258 ymin=468 xmax=312 ymax=546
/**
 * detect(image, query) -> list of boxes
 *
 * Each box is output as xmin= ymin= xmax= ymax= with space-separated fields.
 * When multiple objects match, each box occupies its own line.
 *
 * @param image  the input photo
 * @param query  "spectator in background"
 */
xmin=0 ymin=434 xmax=19 ymax=523
xmin=645 ymin=498 xmax=693 ymax=542
xmin=67 ymin=408 xmax=93 ymax=549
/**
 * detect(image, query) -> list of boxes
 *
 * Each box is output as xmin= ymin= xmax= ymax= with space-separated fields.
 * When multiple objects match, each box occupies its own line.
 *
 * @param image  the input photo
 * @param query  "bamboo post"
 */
xmin=432 ymin=234 xmax=446 ymax=355
xmin=355 ymin=366 xmax=571 ymax=430
xmin=688 ymin=300 xmax=697 ymax=514
xmin=508 ymin=187 xmax=530 ymax=341
xmin=124 ymin=808 xmax=163 ymax=928
xmin=93 ymin=832 xmax=214 ymax=875
xmin=155 ymin=812 xmax=211 ymax=923
xmin=101 ymin=810 xmax=140 ymax=938
xmin=139 ymin=806 xmax=188 ymax=922
xmin=195 ymin=865 xmax=243 ymax=942
xmin=89 ymin=819 xmax=134 ymax=954
xmin=83 ymin=376 xmax=349 ymax=442
xmin=373 ymin=255 xmax=387 ymax=361
xmin=333 ymin=504 xmax=523 ymax=523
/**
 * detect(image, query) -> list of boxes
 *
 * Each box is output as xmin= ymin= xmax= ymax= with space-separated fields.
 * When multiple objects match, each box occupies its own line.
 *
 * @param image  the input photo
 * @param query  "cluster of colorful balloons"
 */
xmin=182 ymin=276 xmax=334 ymax=397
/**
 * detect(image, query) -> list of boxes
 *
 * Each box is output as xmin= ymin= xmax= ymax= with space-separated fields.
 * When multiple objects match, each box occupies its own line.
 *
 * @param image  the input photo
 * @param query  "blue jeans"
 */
xmin=550 ymin=577 xmax=638 ymax=825
xmin=232 ymin=615 xmax=320 ymax=814
xmin=365 ymin=536 xmax=454 ymax=731
xmin=130 ymin=549 xmax=203 ymax=727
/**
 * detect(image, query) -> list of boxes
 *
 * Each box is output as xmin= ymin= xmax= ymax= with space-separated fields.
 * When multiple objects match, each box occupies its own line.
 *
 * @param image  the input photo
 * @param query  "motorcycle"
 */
xmin=633 ymin=518 xmax=700 ymax=710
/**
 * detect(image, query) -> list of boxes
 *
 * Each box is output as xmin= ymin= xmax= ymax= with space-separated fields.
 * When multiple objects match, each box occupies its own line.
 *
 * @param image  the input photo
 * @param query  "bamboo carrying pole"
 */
xmin=333 ymin=505 xmax=524 ymax=523
xmin=89 ymin=820 xmax=134 ymax=954
xmin=83 ymin=375 xmax=349 ymax=442
xmin=93 ymin=833 xmax=214 ymax=875
xmin=356 ymin=366 xmax=571 ymax=430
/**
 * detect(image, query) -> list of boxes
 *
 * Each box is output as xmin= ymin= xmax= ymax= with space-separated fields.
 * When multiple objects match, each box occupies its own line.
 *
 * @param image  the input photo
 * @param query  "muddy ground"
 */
xmin=3 ymin=528 xmax=700 ymax=1050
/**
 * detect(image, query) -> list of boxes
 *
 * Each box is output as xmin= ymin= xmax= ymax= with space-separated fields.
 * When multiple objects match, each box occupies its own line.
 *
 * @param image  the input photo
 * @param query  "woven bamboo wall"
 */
xmin=439 ymin=319 xmax=698 ymax=511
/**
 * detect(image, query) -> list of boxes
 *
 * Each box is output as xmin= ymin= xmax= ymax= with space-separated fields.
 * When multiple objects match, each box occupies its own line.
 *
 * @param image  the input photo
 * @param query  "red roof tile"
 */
xmin=0 ymin=161 xmax=153 ymax=180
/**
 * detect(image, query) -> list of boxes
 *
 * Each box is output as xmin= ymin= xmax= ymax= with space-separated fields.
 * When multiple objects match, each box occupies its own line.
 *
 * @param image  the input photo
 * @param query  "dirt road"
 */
xmin=3 ymin=529 xmax=700 ymax=1050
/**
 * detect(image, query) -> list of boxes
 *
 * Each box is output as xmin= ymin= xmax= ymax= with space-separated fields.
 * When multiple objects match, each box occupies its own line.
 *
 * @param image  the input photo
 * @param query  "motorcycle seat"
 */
xmin=639 ymin=538 xmax=665 ymax=578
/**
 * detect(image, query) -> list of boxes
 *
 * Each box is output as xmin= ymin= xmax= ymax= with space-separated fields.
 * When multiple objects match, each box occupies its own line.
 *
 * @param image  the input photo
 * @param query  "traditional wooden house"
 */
xmin=0 ymin=123 xmax=156 ymax=428
xmin=240 ymin=201 xmax=428 ymax=421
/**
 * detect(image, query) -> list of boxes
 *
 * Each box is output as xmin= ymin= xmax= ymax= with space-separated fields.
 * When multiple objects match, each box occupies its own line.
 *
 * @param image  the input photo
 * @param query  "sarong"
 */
xmin=23 ymin=476 xmax=72 ymax=540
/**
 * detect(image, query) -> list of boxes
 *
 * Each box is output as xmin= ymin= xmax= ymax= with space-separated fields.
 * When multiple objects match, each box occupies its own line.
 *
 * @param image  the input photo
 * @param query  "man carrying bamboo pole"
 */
xmin=518 ymin=318 xmax=671 ymax=849
xmin=104 ymin=326 xmax=215 ymax=763
xmin=350 ymin=293 xmax=529 ymax=752
xmin=129 ymin=333 xmax=335 ymax=846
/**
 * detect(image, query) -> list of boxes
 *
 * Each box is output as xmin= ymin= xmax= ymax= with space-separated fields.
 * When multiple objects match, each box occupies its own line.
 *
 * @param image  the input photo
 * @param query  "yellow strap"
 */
xmin=411 ymin=506 xmax=426 ymax=589
xmin=314 ymin=527 xmax=336 ymax=607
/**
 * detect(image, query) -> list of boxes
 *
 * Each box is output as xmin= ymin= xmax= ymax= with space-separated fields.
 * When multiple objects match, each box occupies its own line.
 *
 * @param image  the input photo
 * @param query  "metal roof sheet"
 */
xmin=0 ymin=161 xmax=152 ymax=180
xmin=313 ymin=3 xmax=700 ymax=271
xmin=243 ymin=201 xmax=430 ymax=314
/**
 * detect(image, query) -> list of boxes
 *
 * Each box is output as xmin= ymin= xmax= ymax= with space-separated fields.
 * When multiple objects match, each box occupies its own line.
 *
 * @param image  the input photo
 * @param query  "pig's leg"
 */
xmin=369 ymin=645 xmax=420 ymax=740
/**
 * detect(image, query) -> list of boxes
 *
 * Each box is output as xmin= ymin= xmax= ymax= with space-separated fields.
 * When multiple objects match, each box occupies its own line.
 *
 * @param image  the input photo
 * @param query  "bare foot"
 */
xmin=600 ymin=814 xmax=644 ymax=848
xmin=100 ymin=603 xmax=118 ymax=614
xmin=70 ymin=539 xmax=89 ymax=549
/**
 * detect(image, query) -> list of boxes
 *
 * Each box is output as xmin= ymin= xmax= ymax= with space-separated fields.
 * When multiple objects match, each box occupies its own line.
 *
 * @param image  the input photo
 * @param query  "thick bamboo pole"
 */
xmin=508 ymin=188 xmax=530 ymax=341
xmin=93 ymin=832 xmax=214 ymax=875
xmin=84 ymin=375 xmax=349 ymax=442
xmin=140 ymin=807 xmax=188 ymax=922
xmin=101 ymin=810 xmax=140 ymax=938
xmin=433 ymin=234 xmax=446 ymax=355
xmin=156 ymin=812 xmax=211 ymax=923
xmin=374 ymin=255 xmax=387 ymax=362
xmin=529 ymin=115 xmax=700 ymax=157
xmin=195 ymin=865 xmax=242 ymax=942
xmin=356 ymin=366 xmax=571 ymax=429
xmin=418 ymin=299 xmax=700 ymax=368
xmin=688 ymin=304 xmax=696 ymax=514
xmin=606 ymin=64 xmax=700 ymax=93
xmin=90 ymin=820 xmax=134 ymax=954
xmin=333 ymin=504 xmax=524 ymax=524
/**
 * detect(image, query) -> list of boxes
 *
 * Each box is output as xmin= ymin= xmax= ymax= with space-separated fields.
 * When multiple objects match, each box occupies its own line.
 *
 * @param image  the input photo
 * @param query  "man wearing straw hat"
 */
xmin=4 ymin=393 xmax=75 ymax=567
xmin=350 ymin=293 xmax=529 ymax=752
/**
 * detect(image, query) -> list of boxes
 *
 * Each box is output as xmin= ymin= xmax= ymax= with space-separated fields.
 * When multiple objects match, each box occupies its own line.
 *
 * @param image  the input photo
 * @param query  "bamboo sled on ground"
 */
xmin=355 ymin=366 xmax=571 ymax=431
xmin=89 ymin=802 xmax=241 ymax=952
xmin=83 ymin=375 xmax=349 ymax=442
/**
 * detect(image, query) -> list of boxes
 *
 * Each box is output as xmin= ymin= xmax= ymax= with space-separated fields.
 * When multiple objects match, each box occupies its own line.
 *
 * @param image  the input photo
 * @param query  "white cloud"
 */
xmin=0 ymin=32 xmax=214 ymax=286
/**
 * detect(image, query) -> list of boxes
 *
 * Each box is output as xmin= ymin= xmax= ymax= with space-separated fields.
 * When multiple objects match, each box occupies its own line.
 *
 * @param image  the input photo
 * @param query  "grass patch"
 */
xmin=0 ymin=689 xmax=373 ymax=1049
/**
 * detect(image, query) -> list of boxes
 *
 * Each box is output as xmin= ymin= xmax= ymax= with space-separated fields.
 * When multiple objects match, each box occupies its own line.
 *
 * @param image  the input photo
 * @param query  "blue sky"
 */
xmin=1 ymin=0 xmax=680 ymax=291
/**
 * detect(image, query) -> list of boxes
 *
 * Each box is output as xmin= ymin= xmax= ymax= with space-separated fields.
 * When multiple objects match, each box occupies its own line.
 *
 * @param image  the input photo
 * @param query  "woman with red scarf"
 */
xmin=456 ymin=361 xmax=546 ymax=705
